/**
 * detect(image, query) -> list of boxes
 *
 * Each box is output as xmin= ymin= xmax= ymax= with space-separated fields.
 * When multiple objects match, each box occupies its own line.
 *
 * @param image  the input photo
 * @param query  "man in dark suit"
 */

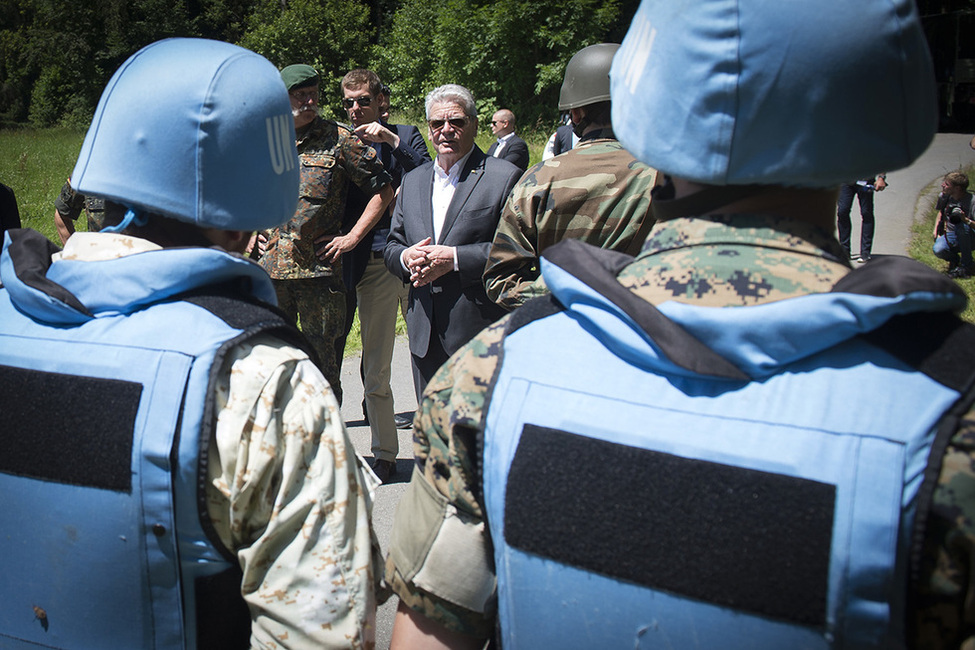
xmin=340 ymin=68 xmax=432 ymax=482
xmin=487 ymin=109 xmax=530 ymax=171
xmin=385 ymin=84 xmax=522 ymax=398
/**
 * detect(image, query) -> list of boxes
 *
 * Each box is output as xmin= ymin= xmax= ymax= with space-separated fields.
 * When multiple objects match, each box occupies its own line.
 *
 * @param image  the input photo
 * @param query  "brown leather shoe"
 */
xmin=372 ymin=459 xmax=397 ymax=484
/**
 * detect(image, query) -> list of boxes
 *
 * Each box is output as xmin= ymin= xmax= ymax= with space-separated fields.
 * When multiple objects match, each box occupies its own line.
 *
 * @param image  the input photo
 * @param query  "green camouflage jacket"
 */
xmin=483 ymin=133 xmax=657 ymax=311
xmin=259 ymin=117 xmax=391 ymax=280
xmin=387 ymin=214 xmax=975 ymax=648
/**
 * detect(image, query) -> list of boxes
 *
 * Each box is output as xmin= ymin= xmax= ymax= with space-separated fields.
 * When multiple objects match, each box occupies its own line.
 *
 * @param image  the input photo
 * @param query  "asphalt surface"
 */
xmin=338 ymin=132 xmax=975 ymax=649
xmin=339 ymin=330 xmax=417 ymax=650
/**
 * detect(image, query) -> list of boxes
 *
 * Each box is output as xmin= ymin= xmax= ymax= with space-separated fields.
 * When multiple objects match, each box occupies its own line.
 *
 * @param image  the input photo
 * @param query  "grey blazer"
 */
xmin=385 ymin=146 xmax=521 ymax=358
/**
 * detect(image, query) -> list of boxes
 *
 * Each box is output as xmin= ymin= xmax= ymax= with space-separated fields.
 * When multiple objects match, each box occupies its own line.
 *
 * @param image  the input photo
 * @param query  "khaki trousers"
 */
xmin=357 ymin=254 xmax=408 ymax=461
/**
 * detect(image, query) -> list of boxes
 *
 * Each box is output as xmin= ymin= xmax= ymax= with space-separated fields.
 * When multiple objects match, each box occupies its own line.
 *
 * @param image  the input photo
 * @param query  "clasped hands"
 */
xmin=404 ymin=237 xmax=454 ymax=287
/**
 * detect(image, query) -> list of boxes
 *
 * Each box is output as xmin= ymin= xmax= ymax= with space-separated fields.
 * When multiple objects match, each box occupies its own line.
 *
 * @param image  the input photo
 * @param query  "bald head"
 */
xmin=491 ymin=109 xmax=516 ymax=137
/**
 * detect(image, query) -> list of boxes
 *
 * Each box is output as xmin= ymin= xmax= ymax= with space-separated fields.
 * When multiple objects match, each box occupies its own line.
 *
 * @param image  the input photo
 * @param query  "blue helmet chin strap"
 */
xmin=100 ymin=207 xmax=149 ymax=234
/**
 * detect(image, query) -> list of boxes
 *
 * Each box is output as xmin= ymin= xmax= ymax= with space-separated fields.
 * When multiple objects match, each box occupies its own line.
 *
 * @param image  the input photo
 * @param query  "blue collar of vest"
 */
xmin=541 ymin=239 xmax=967 ymax=380
xmin=1 ymin=229 xmax=277 ymax=325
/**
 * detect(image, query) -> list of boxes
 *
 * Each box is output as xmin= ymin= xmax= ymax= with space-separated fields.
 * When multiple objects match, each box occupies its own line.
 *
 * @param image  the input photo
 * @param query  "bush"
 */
xmin=239 ymin=0 xmax=374 ymax=121
xmin=375 ymin=0 xmax=625 ymax=129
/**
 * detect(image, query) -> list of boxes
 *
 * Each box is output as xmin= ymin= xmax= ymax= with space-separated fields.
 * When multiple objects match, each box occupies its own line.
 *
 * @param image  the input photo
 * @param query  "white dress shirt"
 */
xmin=400 ymin=148 xmax=475 ymax=273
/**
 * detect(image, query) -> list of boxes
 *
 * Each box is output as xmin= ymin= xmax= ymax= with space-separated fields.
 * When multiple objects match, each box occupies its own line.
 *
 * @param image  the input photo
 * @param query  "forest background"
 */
xmin=0 ymin=0 xmax=641 ymax=352
xmin=3 ymin=0 xmax=975 ymax=326
xmin=0 ymin=0 xmax=638 ymax=130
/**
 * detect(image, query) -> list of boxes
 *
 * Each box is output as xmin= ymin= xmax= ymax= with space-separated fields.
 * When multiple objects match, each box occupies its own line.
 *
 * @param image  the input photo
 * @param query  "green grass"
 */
xmin=0 ymin=126 xmax=406 ymax=356
xmin=0 ymin=127 xmax=87 ymax=243
xmin=0 ymin=114 xmax=551 ymax=243
xmin=908 ymin=174 xmax=975 ymax=323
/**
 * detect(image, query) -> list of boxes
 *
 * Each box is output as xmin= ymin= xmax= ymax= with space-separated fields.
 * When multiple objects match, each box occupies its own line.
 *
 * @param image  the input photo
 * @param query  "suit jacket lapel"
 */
xmin=439 ymin=147 xmax=485 ymax=243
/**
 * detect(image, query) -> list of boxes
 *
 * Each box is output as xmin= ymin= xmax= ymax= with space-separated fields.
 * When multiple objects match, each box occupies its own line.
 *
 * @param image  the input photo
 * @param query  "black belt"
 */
xmin=370 ymin=250 xmax=384 ymax=259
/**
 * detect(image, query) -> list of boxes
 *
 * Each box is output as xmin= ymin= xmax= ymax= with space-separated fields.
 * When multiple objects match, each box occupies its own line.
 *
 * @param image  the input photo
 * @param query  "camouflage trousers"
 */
xmin=272 ymin=276 xmax=347 ymax=405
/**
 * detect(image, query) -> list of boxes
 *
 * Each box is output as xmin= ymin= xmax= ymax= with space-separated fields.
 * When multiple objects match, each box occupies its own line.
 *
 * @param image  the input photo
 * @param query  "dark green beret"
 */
xmin=280 ymin=64 xmax=319 ymax=91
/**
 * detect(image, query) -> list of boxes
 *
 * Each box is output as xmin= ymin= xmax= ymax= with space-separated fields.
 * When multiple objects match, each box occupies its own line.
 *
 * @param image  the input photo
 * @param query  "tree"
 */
xmin=239 ymin=0 xmax=374 ymax=120
xmin=0 ymin=0 xmax=35 ymax=125
xmin=0 ymin=0 xmax=203 ymax=127
xmin=0 ymin=0 xmax=639 ymax=129
xmin=375 ymin=0 xmax=629 ymax=128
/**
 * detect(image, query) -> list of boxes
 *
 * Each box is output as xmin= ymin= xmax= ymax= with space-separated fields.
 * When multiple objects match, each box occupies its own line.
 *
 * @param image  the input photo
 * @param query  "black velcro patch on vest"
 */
xmin=504 ymin=424 xmax=835 ymax=627
xmin=0 ymin=365 xmax=141 ymax=492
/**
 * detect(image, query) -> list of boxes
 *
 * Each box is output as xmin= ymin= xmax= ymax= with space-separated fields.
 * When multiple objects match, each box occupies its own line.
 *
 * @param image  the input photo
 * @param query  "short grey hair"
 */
xmin=425 ymin=84 xmax=477 ymax=120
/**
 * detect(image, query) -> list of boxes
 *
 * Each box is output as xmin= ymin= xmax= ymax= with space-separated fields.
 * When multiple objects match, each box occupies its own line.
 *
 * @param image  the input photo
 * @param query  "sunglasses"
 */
xmin=428 ymin=117 xmax=469 ymax=131
xmin=341 ymin=95 xmax=373 ymax=108
xmin=290 ymin=89 xmax=319 ymax=102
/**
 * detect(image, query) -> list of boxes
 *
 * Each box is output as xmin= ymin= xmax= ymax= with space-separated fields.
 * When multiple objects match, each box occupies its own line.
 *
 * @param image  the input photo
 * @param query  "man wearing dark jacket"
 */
xmin=384 ymin=84 xmax=521 ymax=402
xmin=487 ymin=109 xmax=529 ymax=171
xmin=341 ymin=69 xmax=432 ymax=482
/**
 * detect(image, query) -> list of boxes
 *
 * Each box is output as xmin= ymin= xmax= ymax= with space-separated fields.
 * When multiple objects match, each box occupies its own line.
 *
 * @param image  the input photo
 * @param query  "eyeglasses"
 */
xmin=342 ymin=95 xmax=373 ymax=108
xmin=491 ymin=120 xmax=505 ymax=125
xmin=429 ymin=117 xmax=469 ymax=131
xmin=290 ymin=88 xmax=319 ymax=103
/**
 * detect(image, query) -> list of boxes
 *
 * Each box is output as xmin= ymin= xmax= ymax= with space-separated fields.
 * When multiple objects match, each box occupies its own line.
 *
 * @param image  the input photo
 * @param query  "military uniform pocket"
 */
xmin=299 ymin=154 xmax=336 ymax=199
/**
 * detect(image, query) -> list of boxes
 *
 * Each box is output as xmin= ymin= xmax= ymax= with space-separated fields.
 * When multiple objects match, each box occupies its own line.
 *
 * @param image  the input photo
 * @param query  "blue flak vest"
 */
xmin=0 ymin=230 xmax=314 ymax=649
xmin=482 ymin=239 xmax=975 ymax=649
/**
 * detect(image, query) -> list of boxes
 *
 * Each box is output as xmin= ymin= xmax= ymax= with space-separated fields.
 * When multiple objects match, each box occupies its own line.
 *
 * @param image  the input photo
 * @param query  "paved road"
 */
xmin=338 ymin=132 xmax=975 ymax=649
xmin=339 ymin=332 xmax=417 ymax=650
xmin=868 ymin=132 xmax=975 ymax=257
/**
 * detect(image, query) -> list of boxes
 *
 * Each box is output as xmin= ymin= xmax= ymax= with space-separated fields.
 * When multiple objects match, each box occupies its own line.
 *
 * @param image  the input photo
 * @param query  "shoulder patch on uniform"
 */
xmin=504 ymin=424 xmax=835 ymax=628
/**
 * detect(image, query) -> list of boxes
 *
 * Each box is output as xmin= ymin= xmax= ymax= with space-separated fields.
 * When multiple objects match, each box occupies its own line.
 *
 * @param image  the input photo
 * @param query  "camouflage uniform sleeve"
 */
xmin=385 ymin=318 xmax=509 ymax=639
xmin=338 ymin=127 xmax=392 ymax=195
xmin=911 ymin=400 xmax=975 ymax=650
xmin=206 ymin=335 xmax=382 ymax=650
xmin=483 ymin=172 xmax=547 ymax=311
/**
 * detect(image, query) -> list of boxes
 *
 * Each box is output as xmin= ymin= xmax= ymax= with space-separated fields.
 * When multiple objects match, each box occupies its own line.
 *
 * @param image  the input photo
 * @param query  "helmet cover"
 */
xmin=610 ymin=0 xmax=937 ymax=187
xmin=72 ymin=38 xmax=299 ymax=230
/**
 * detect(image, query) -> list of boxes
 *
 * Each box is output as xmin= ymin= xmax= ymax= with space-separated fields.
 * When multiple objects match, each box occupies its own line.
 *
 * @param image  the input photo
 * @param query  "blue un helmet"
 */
xmin=610 ymin=0 xmax=937 ymax=187
xmin=72 ymin=38 xmax=299 ymax=231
